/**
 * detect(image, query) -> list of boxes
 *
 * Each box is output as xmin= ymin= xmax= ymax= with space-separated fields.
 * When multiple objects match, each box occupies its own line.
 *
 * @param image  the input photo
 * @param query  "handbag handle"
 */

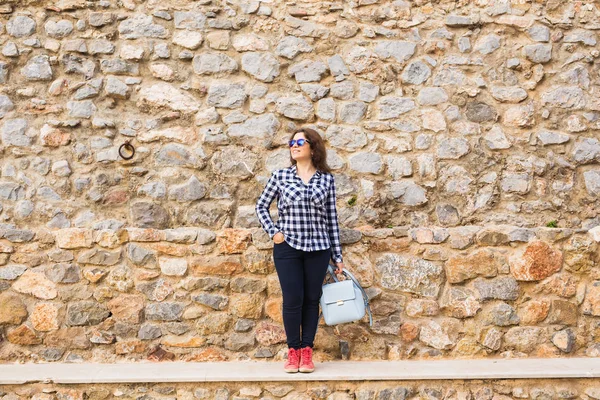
xmin=323 ymin=263 xmax=373 ymax=327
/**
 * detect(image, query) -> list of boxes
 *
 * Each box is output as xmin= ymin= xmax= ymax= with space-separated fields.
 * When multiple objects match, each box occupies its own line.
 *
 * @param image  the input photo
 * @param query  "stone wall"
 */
xmin=2 ymin=379 xmax=600 ymax=400
xmin=0 ymin=0 xmax=600 ymax=363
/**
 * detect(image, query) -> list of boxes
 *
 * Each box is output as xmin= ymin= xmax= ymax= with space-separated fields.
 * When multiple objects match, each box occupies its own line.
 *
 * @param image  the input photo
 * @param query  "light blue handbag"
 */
xmin=319 ymin=264 xmax=373 ymax=326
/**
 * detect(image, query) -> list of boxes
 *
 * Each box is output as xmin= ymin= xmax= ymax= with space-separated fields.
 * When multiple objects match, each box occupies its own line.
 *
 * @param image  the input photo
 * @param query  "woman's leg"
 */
xmin=273 ymin=241 xmax=304 ymax=349
xmin=300 ymin=248 xmax=332 ymax=348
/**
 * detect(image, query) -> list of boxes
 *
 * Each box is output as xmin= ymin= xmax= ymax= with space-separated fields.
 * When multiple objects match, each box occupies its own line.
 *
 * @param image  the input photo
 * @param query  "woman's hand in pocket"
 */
xmin=273 ymin=232 xmax=285 ymax=244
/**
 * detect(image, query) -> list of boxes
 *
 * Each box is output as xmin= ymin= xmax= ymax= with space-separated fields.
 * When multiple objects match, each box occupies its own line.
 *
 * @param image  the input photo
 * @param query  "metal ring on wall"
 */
xmin=118 ymin=142 xmax=135 ymax=160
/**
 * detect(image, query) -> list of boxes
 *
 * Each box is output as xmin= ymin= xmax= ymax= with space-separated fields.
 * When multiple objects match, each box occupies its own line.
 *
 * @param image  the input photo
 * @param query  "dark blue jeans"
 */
xmin=272 ymin=240 xmax=331 ymax=349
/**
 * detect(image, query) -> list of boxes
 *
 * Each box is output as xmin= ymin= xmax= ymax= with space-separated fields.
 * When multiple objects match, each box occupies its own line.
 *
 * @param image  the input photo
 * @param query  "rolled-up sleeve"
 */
xmin=325 ymin=177 xmax=343 ymax=263
xmin=255 ymin=172 xmax=279 ymax=239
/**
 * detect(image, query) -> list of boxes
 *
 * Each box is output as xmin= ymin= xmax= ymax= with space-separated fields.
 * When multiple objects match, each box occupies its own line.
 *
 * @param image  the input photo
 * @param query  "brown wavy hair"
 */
xmin=289 ymin=127 xmax=332 ymax=174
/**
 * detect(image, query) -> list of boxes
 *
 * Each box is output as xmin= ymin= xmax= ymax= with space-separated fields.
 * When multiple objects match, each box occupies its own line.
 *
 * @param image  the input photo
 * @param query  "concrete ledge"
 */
xmin=1 ymin=358 xmax=600 ymax=384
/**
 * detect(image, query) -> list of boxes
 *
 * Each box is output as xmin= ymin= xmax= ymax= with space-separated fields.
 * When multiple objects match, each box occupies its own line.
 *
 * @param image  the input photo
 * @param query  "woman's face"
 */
xmin=290 ymin=132 xmax=312 ymax=163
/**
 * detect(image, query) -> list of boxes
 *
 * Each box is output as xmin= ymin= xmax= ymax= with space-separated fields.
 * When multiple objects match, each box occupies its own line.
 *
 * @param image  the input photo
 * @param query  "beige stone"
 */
xmin=30 ymin=303 xmax=60 ymax=331
xmin=55 ymin=228 xmax=93 ymax=249
xmin=12 ymin=270 xmax=58 ymax=299
xmin=0 ymin=293 xmax=28 ymax=325
xmin=510 ymin=241 xmax=563 ymax=281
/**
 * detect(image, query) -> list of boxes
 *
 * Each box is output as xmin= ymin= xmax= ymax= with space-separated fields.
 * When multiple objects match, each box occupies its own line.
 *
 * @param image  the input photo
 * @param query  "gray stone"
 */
xmin=118 ymin=14 xmax=169 ymax=39
xmin=211 ymin=146 xmax=258 ymax=179
xmin=325 ymin=125 xmax=368 ymax=150
xmin=541 ymin=86 xmax=585 ymax=109
xmin=156 ymin=144 xmax=200 ymax=168
xmin=359 ymin=81 xmax=379 ymax=103
xmin=45 ymin=263 xmax=81 ymax=283
xmin=374 ymin=41 xmax=416 ymax=62
xmin=3 ymin=229 xmax=35 ymax=242
xmin=572 ymin=137 xmax=600 ymax=164
xmin=0 ymin=62 xmax=8 ymax=83
xmin=433 ymin=67 xmax=466 ymax=86
xmin=241 ymin=52 xmax=280 ymax=82
xmin=386 ymin=156 xmax=412 ymax=180
xmin=230 ymin=277 xmax=267 ymax=293
xmin=501 ymin=172 xmax=531 ymax=194
xmin=168 ymin=176 xmax=207 ymax=202
xmin=375 ymin=254 xmax=442 ymax=297
xmin=225 ymin=332 xmax=256 ymax=351
xmin=193 ymin=53 xmax=238 ymax=75
xmin=473 ymin=277 xmax=520 ymax=301
xmin=316 ymin=98 xmax=335 ymax=121
xmin=104 ymin=76 xmax=130 ymax=98
xmin=0 ymin=264 xmax=27 ymax=280
xmin=458 ymin=37 xmax=471 ymax=52
xmin=207 ymin=82 xmax=247 ymax=109
xmin=130 ymin=201 xmax=171 ymax=229
xmin=489 ymin=302 xmax=520 ymax=326
xmin=330 ymin=81 xmax=354 ymax=100
xmin=401 ymin=61 xmax=431 ymax=85
xmin=484 ymin=126 xmax=511 ymax=150
xmin=419 ymin=320 xmax=455 ymax=350
xmin=523 ymin=44 xmax=552 ymax=63
xmin=89 ymin=12 xmax=115 ymax=27
xmin=563 ymin=29 xmax=597 ymax=46
xmin=417 ymin=87 xmax=448 ymax=106
xmin=78 ymin=248 xmax=121 ymax=266
xmin=174 ymin=11 xmax=206 ymax=30
xmin=551 ymin=328 xmax=575 ymax=353
xmin=192 ymin=292 xmax=229 ymax=310
xmin=288 ymin=60 xmax=328 ymax=83
xmin=490 ymin=86 xmax=528 ymax=103
xmin=66 ymin=301 xmax=110 ymax=326
xmin=44 ymin=19 xmax=73 ymax=38
xmin=389 ymin=181 xmax=428 ymax=206
xmin=227 ymin=113 xmax=280 ymax=138
xmin=445 ymin=14 xmax=479 ymax=27
xmin=503 ymin=327 xmax=542 ymax=353
xmin=328 ymin=54 xmax=350 ymax=78
xmin=1 ymin=119 xmax=34 ymax=147
xmin=339 ymin=101 xmax=367 ymax=124
xmin=100 ymin=59 xmax=138 ymax=75
xmin=138 ymin=323 xmax=162 ymax=340
xmin=275 ymin=95 xmax=313 ymax=120
xmin=67 ymin=100 xmax=96 ymax=118
xmin=275 ymin=36 xmax=313 ymax=59
xmin=145 ymin=302 xmax=185 ymax=321
xmin=61 ymin=54 xmax=96 ymax=79
xmin=20 ymin=55 xmax=53 ymax=80
xmin=7 ymin=15 xmax=36 ymax=37
xmin=300 ymin=84 xmax=329 ymax=101
xmin=465 ymin=102 xmax=498 ymax=122
xmin=528 ymin=25 xmax=550 ymax=42
xmin=378 ymin=97 xmax=415 ymax=119
xmin=537 ymin=130 xmax=570 ymax=146
xmin=437 ymin=137 xmax=470 ymax=159
xmin=474 ymin=34 xmax=501 ymax=54
xmin=584 ymin=170 xmax=600 ymax=197
xmin=349 ymin=152 xmax=383 ymax=174
xmin=0 ymin=95 xmax=14 ymax=118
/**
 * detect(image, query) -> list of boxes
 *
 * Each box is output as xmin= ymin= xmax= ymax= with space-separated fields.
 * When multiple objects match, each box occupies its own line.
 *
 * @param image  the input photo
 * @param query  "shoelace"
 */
xmin=301 ymin=347 xmax=312 ymax=361
xmin=288 ymin=349 xmax=300 ymax=364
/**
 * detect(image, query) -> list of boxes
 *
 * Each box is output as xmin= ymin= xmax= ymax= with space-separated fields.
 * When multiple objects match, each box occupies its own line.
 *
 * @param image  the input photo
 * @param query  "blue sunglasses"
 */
xmin=288 ymin=138 xmax=311 ymax=147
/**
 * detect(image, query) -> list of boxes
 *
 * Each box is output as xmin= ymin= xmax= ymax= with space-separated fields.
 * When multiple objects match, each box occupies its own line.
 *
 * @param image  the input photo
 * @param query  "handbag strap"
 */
xmin=321 ymin=264 xmax=374 ymax=327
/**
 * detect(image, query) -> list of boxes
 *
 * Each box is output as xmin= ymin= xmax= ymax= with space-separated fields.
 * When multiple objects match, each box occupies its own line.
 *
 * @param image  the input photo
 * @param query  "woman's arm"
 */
xmin=325 ymin=176 xmax=343 ymax=263
xmin=255 ymin=172 xmax=280 ymax=239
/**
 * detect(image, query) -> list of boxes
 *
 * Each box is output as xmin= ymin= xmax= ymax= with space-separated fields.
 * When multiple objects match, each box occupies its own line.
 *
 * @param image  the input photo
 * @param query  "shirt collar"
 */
xmin=290 ymin=164 xmax=321 ymax=177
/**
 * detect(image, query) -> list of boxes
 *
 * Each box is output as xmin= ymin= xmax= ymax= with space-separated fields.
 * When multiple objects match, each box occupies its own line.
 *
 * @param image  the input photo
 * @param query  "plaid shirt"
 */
xmin=255 ymin=164 xmax=343 ymax=263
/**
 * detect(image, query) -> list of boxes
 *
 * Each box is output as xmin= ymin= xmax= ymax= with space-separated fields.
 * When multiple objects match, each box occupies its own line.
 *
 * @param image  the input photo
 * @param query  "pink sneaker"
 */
xmin=299 ymin=346 xmax=315 ymax=373
xmin=284 ymin=348 xmax=300 ymax=373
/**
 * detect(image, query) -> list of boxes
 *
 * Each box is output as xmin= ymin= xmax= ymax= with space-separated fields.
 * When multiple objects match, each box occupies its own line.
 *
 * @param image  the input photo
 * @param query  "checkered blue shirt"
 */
xmin=255 ymin=164 xmax=343 ymax=263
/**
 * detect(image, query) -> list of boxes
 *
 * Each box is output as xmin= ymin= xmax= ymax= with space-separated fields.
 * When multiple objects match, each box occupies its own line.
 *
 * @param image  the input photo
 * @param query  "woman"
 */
xmin=255 ymin=127 xmax=345 ymax=373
